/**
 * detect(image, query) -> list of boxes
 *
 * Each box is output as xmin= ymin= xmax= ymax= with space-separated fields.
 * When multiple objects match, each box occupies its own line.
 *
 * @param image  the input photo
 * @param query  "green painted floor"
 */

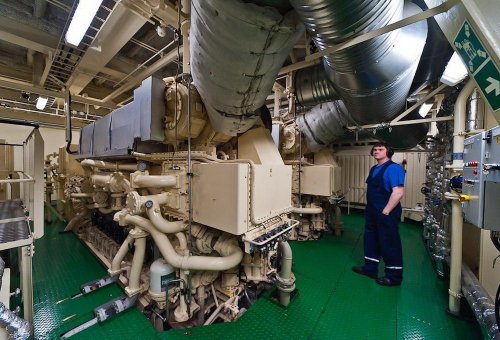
xmin=31 ymin=211 xmax=482 ymax=339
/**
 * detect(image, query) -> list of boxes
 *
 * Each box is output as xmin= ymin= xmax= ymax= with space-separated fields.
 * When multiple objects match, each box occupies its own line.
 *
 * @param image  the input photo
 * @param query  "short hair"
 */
xmin=370 ymin=142 xmax=394 ymax=158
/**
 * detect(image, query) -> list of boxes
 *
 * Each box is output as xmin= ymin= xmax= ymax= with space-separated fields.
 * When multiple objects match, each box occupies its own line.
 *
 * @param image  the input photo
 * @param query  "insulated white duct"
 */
xmin=190 ymin=0 xmax=304 ymax=135
xmin=290 ymin=0 xmax=429 ymax=149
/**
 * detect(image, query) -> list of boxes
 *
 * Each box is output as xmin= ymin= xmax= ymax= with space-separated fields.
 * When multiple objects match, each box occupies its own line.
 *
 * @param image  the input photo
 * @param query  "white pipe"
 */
xmin=146 ymin=201 xmax=187 ymax=234
xmin=110 ymin=235 xmax=134 ymax=273
xmin=121 ymin=215 xmax=243 ymax=271
xmin=175 ymin=232 xmax=189 ymax=255
xmin=81 ymin=159 xmax=137 ymax=171
xmin=70 ymin=193 xmax=92 ymax=198
xmin=277 ymin=241 xmax=294 ymax=307
xmin=128 ymin=236 xmax=146 ymax=292
xmin=449 ymin=79 xmax=475 ymax=314
xmin=133 ymin=174 xmax=177 ymax=188
xmin=292 ymin=207 xmax=323 ymax=214
xmin=91 ymin=173 xmax=131 ymax=192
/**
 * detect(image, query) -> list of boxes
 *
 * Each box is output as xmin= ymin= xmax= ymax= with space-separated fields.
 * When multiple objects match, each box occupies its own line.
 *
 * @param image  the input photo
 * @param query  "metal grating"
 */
xmin=0 ymin=220 xmax=29 ymax=243
xmin=0 ymin=199 xmax=24 ymax=219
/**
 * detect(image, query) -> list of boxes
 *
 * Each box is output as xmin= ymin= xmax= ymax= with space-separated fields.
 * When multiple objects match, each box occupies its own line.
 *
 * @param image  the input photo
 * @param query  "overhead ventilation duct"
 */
xmin=295 ymin=65 xmax=339 ymax=107
xmin=190 ymin=0 xmax=304 ymax=135
xmin=290 ymin=0 xmax=429 ymax=149
xmin=296 ymin=101 xmax=356 ymax=151
xmin=409 ymin=0 xmax=454 ymax=94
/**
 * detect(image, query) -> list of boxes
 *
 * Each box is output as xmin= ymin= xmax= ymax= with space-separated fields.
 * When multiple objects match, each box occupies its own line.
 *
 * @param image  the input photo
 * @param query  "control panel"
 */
xmin=463 ymin=132 xmax=485 ymax=227
xmin=463 ymin=126 xmax=500 ymax=230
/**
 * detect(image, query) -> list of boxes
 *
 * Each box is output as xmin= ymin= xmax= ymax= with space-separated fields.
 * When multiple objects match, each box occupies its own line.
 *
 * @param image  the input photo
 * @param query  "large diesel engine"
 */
xmin=66 ymin=77 xmax=297 ymax=329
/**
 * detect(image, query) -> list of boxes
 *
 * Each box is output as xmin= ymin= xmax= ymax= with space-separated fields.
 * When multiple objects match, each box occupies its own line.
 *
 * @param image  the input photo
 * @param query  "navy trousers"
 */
xmin=363 ymin=206 xmax=403 ymax=282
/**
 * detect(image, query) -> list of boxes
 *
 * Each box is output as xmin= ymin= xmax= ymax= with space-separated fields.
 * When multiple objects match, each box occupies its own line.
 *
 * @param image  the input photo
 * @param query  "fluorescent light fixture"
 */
xmin=36 ymin=97 xmax=48 ymax=110
xmin=418 ymin=102 xmax=433 ymax=117
xmin=65 ymin=0 xmax=103 ymax=47
xmin=440 ymin=52 xmax=469 ymax=86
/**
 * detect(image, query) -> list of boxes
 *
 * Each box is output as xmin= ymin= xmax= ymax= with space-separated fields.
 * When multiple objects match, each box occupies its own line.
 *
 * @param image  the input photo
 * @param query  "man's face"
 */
xmin=372 ymin=146 xmax=388 ymax=160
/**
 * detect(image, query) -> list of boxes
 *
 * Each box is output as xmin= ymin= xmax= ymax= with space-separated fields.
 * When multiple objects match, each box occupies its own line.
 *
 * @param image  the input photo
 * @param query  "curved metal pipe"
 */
xmin=276 ymin=241 xmax=294 ymax=307
xmin=190 ymin=0 xmax=304 ymax=135
xmin=146 ymin=202 xmax=187 ymax=234
xmin=110 ymin=235 xmax=134 ymax=274
xmin=121 ymin=215 xmax=243 ymax=271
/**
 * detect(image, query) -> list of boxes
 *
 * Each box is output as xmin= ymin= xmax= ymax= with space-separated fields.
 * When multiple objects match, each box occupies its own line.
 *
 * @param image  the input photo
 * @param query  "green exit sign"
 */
xmin=454 ymin=20 xmax=500 ymax=112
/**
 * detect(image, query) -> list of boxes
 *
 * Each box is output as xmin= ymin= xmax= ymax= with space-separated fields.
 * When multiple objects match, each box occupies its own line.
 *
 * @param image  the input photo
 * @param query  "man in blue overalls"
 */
xmin=352 ymin=142 xmax=405 ymax=286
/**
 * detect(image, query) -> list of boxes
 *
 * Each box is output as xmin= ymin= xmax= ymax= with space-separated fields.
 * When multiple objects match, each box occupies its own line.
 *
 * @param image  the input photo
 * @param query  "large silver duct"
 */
xmin=290 ymin=0 xmax=429 ymax=149
xmin=296 ymin=101 xmax=357 ymax=151
xmin=295 ymin=65 xmax=338 ymax=107
xmin=190 ymin=0 xmax=304 ymax=135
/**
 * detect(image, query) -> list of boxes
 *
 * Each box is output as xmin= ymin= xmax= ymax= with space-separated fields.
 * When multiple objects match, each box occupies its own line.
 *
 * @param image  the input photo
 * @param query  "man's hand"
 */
xmin=382 ymin=186 xmax=404 ymax=216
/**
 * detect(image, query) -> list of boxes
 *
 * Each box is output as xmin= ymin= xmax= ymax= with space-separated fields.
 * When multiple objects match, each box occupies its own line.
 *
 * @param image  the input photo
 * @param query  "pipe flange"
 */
xmin=276 ymin=275 xmax=296 ymax=293
xmin=129 ymin=227 xmax=149 ymax=238
xmin=93 ymin=191 xmax=109 ymax=205
xmin=126 ymin=191 xmax=144 ymax=214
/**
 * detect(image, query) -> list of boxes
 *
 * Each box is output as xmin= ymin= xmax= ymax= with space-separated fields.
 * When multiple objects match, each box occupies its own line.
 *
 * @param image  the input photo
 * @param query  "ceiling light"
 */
xmin=36 ymin=97 xmax=48 ymax=110
xmin=440 ymin=52 xmax=469 ymax=86
xmin=65 ymin=0 xmax=103 ymax=47
xmin=418 ymin=102 xmax=433 ymax=117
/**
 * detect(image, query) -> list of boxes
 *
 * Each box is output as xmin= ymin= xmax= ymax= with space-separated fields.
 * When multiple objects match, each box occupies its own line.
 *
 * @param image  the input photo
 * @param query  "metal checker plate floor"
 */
xmin=31 ymin=211 xmax=482 ymax=339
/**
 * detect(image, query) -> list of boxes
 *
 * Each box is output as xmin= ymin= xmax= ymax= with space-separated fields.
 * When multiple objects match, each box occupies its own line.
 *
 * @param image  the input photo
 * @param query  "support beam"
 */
xmin=0 ymin=17 xmax=59 ymax=53
xmin=102 ymin=48 xmax=181 ymax=102
xmin=0 ymin=77 xmax=117 ymax=109
xmin=67 ymin=4 xmax=148 ymax=94
xmin=0 ymin=108 xmax=88 ymax=129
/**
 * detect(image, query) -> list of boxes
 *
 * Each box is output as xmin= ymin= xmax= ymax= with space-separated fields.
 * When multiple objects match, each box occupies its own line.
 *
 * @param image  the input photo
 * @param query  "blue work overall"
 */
xmin=363 ymin=160 xmax=403 ymax=282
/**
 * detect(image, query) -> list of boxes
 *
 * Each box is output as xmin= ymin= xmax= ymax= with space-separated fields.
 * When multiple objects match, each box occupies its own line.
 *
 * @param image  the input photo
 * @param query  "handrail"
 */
xmin=0 ymin=171 xmax=34 ymax=184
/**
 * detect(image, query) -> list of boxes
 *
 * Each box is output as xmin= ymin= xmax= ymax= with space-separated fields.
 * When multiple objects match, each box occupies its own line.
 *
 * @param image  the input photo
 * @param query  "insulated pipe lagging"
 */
xmin=190 ymin=0 xmax=304 ymax=135
xmin=461 ymin=264 xmax=500 ymax=338
xmin=121 ymin=215 xmax=243 ymax=271
xmin=0 ymin=257 xmax=31 ymax=339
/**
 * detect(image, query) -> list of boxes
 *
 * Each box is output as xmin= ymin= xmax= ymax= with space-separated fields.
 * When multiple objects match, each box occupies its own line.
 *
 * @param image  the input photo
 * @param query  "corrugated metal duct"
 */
xmin=290 ymin=0 xmax=430 ymax=149
xmin=190 ymin=0 xmax=304 ymax=135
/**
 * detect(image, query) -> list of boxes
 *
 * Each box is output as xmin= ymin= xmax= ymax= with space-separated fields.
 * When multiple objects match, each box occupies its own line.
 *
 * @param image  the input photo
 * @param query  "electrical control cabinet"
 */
xmin=463 ymin=131 xmax=486 ymax=227
xmin=463 ymin=126 xmax=500 ymax=230
xmin=482 ymin=126 xmax=500 ymax=230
